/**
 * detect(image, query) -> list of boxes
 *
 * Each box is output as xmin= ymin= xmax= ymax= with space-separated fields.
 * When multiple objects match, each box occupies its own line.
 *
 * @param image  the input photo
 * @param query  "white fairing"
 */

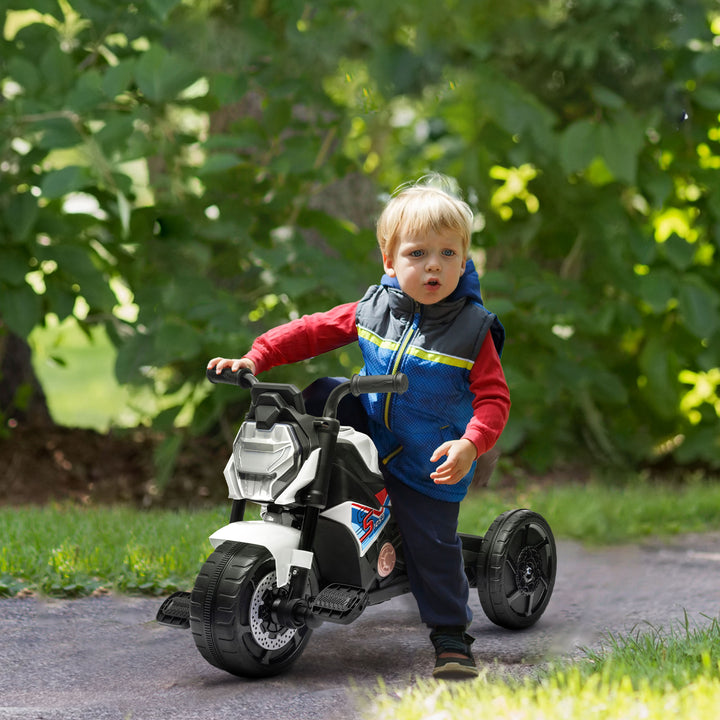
xmin=337 ymin=426 xmax=381 ymax=474
xmin=223 ymin=426 xmax=380 ymax=505
xmin=211 ymin=425 xmax=383 ymax=586
xmin=224 ymin=448 xmax=320 ymax=504
xmin=209 ymin=521 xmax=312 ymax=588
xmin=275 ymin=449 xmax=320 ymax=505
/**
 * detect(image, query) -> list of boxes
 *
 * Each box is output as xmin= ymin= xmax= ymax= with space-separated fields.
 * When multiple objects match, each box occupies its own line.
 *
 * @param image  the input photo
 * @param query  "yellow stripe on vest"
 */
xmin=404 ymin=345 xmax=475 ymax=371
xmin=357 ymin=326 xmax=399 ymax=353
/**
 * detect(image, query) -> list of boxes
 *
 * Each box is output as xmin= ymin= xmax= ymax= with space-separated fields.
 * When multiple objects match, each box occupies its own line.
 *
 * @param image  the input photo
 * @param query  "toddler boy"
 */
xmin=208 ymin=177 xmax=510 ymax=678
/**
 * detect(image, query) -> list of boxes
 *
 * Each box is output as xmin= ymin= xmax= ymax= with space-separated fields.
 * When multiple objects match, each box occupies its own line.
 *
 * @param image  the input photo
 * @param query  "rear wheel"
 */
xmin=189 ymin=541 xmax=316 ymax=678
xmin=477 ymin=509 xmax=556 ymax=629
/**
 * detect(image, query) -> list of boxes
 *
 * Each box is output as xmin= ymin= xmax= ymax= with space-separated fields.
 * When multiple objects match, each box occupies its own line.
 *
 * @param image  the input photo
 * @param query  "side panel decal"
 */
xmin=321 ymin=490 xmax=392 ymax=557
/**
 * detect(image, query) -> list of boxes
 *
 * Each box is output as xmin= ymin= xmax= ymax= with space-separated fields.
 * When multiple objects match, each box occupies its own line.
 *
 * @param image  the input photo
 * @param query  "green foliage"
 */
xmin=2 ymin=0 xmax=720 ymax=470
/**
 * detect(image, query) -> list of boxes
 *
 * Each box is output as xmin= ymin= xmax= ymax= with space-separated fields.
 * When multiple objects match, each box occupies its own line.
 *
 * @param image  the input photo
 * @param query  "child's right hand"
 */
xmin=207 ymin=357 xmax=256 ymax=374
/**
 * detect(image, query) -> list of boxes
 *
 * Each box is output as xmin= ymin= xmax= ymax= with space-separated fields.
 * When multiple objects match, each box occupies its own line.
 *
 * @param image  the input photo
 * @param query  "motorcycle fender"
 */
xmin=209 ymin=521 xmax=313 ymax=588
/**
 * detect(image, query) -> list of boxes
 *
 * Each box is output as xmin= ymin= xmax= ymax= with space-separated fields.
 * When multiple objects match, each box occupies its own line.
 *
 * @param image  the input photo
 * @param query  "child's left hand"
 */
xmin=429 ymin=439 xmax=478 ymax=485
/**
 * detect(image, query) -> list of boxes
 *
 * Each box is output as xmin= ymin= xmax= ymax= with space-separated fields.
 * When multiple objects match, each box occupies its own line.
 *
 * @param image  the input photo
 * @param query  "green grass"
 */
xmin=370 ymin=618 xmax=720 ymax=720
xmin=580 ymin=613 xmax=720 ymax=690
xmin=0 ymin=504 xmax=247 ymax=597
xmin=1 ymin=477 xmax=718 ymax=598
xmin=459 ymin=475 xmax=720 ymax=544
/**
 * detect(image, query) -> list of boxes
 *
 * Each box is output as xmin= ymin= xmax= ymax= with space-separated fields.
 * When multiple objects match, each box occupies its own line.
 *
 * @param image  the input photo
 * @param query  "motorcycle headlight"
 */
xmin=232 ymin=421 xmax=302 ymax=503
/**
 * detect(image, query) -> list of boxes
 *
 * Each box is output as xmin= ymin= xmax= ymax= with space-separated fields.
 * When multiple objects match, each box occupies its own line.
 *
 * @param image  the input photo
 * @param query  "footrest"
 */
xmin=311 ymin=584 xmax=367 ymax=624
xmin=156 ymin=591 xmax=191 ymax=629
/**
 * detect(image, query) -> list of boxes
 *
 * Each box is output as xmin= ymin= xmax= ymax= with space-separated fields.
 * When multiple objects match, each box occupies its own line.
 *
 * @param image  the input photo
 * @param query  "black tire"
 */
xmin=477 ymin=509 xmax=556 ymax=630
xmin=189 ymin=541 xmax=316 ymax=678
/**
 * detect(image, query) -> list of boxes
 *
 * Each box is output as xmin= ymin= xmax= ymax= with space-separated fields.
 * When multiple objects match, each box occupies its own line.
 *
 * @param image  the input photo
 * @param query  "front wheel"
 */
xmin=477 ymin=509 xmax=556 ymax=630
xmin=189 ymin=541 xmax=316 ymax=678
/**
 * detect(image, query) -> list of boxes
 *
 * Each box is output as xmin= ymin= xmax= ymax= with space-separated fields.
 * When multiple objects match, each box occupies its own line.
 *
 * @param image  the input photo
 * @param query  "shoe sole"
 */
xmin=432 ymin=661 xmax=479 ymax=680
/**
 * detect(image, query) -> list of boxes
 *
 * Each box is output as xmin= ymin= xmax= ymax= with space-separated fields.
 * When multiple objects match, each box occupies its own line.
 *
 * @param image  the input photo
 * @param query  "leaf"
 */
xmin=693 ymin=86 xmax=720 ymax=110
xmin=147 ymin=0 xmax=182 ymax=20
xmin=65 ymin=70 xmax=105 ymax=113
xmin=591 ymin=85 xmax=625 ymax=109
xmin=154 ymin=320 xmax=203 ymax=364
xmin=44 ymin=279 xmax=77 ymax=322
xmin=44 ymin=244 xmax=116 ymax=310
xmin=661 ymin=233 xmax=695 ymax=271
xmin=599 ymin=119 xmax=643 ymax=185
xmin=153 ymin=405 xmax=184 ymax=432
xmin=35 ymin=117 xmax=84 ymax=150
xmin=637 ymin=270 xmax=675 ymax=314
xmin=677 ymin=277 xmax=720 ymax=339
xmin=134 ymin=44 xmax=201 ymax=103
xmin=270 ymin=136 xmax=319 ymax=175
xmin=0 ymin=283 xmax=43 ymax=338
xmin=641 ymin=171 xmax=673 ymax=208
xmin=559 ymin=119 xmax=600 ymax=175
xmin=40 ymin=166 xmax=92 ymax=199
xmin=0 ymin=247 xmax=29 ymax=286
xmin=95 ymin=115 xmax=135 ymax=154
xmin=39 ymin=43 xmax=74 ymax=95
xmin=3 ymin=192 xmax=38 ymax=242
xmin=198 ymin=153 xmax=240 ymax=175
xmin=115 ymin=332 xmax=155 ymax=385
xmin=210 ymin=73 xmax=249 ymax=105
xmin=674 ymin=426 xmax=720 ymax=467
xmin=6 ymin=56 xmax=41 ymax=95
xmin=102 ymin=59 xmax=136 ymax=99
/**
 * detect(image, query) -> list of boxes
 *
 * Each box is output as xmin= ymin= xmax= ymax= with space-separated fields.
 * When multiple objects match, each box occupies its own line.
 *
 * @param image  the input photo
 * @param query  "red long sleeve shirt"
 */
xmin=245 ymin=301 xmax=510 ymax=458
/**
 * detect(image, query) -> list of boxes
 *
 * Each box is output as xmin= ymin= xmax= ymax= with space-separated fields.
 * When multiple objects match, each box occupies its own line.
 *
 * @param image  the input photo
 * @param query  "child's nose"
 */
xmin=426 ymin=254 xmax=441 ymax=270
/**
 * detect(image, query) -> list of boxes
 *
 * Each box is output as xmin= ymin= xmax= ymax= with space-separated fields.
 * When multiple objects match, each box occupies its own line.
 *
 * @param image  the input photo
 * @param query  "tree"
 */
xmin=2 ymin=0 xmax=719 ymax=470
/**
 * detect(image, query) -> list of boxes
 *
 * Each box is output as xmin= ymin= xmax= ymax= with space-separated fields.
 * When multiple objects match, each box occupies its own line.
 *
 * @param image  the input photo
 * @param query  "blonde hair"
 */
xmin=376 ymin=175 xmax=473 ymax=259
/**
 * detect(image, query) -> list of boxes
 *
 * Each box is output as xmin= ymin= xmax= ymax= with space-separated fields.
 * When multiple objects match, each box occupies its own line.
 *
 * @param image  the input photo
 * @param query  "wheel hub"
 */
xmin=515 ymin=546 xmax=543 ymax=595
xmin=249 ymin=572 xmax=297 ymax=650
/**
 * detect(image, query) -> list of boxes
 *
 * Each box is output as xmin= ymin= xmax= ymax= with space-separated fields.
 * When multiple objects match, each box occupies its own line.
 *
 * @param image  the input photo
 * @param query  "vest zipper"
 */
xmin=383 ymin=302 xmax=421 ymax=430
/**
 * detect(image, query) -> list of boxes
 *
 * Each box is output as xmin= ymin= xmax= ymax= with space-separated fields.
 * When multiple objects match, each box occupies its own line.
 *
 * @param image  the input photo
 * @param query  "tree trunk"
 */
xmin=0 ymin=323 xmax=53 ymax=427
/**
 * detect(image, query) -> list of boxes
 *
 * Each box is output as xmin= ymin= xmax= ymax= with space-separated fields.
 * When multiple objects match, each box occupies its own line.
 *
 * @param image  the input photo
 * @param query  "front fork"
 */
xmin=272 ymin=416 xmax=340 ymax=629
xmin=272 ymin=563 xmax=323 ymax=629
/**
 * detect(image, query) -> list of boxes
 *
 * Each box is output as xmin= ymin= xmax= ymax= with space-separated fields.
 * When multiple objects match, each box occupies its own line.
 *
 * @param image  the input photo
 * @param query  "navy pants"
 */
xmin=303 ymin=377 xmax=472 ymax=628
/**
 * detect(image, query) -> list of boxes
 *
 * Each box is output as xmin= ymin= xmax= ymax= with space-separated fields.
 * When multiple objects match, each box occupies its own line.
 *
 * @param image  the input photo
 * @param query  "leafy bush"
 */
xmin=2 ymin=1 xmax=719 ymax=471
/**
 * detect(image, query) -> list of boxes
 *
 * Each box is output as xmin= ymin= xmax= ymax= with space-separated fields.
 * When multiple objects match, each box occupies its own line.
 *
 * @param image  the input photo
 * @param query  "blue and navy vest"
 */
xmin=355 ymin=261 xmax=503 ymax=502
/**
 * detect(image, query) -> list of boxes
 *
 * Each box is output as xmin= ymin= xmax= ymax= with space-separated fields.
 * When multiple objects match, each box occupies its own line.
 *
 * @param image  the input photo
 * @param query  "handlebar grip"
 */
xmin=206 ymin=366 xmax=256 ymax=388
xmin=349 ymin=373 xmax=408 ymax=396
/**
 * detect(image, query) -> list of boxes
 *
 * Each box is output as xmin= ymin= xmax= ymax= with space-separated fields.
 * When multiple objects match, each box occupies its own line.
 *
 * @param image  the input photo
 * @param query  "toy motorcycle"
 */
xmin=156 ymin=368 xmax=557 ymax=678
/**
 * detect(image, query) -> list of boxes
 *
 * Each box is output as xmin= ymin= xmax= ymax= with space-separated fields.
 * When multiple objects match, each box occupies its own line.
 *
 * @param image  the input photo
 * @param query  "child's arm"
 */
xmin=208 ymin=301 xmax=359 ymax=375
xmin=430 ymin=332 xmax=510 ymax=485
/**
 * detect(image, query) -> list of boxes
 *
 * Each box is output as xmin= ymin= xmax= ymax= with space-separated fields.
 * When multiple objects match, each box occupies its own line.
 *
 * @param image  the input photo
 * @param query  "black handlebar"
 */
xmin=206 ymin=366 xmax=257 ymax=388
xmin=207 ymin=366 xmax=408 ymax=420
xmin=348 ymin=373 xmax=408 ymax=396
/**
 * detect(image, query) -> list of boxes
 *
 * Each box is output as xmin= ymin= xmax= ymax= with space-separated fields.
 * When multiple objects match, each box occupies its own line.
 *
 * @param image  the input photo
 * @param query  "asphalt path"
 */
xmin=1 ymin=533 xmax=719 ymax=720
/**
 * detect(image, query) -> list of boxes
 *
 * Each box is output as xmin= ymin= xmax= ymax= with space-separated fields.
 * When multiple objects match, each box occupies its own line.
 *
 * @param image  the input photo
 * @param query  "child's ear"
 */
xmin=382 ymin=253 xmax=396 ymax=277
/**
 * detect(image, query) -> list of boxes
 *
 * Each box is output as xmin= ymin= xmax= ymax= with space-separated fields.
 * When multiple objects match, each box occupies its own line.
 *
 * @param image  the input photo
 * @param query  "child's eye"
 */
xmin=409 ymin=249 xmax=424 ymax=257
xmin=441 ymin=249 xmax=456 ymax=257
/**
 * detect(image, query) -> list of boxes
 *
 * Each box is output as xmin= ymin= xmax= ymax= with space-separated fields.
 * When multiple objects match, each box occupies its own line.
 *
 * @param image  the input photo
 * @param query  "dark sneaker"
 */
xmin=430 ymin=626 xmax=479 ymax=680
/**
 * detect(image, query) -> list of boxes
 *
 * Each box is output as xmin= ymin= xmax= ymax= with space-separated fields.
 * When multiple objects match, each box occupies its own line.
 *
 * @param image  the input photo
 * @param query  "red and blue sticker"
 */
xmin=350 ymin=489 xmax=392 ymax=553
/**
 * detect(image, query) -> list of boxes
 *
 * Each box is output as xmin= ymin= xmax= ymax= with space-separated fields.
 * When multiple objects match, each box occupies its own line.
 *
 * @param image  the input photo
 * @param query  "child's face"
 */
xmin=383 ymin=228 xmax=467 ymax=305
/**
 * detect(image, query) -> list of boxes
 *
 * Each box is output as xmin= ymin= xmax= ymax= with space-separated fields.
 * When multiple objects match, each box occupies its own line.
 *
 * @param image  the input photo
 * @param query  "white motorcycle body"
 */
xmin=210 ymin=424 xmax=387 ymax=587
